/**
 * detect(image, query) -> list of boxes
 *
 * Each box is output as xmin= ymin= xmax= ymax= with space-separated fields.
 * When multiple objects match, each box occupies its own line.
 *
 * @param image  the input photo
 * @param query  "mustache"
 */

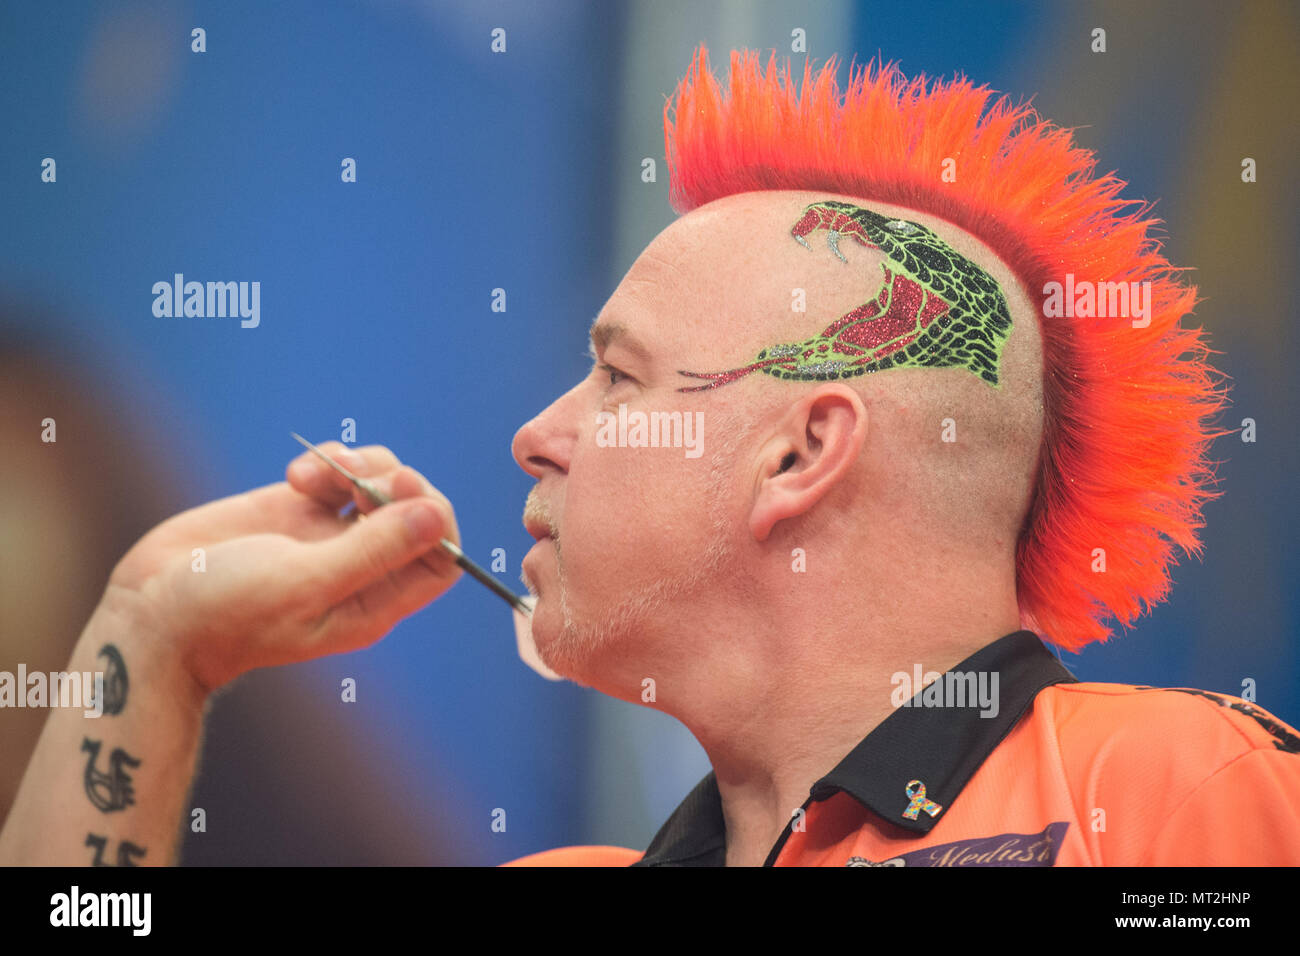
xmin=523 ymin=487 xmax=558 ymax=539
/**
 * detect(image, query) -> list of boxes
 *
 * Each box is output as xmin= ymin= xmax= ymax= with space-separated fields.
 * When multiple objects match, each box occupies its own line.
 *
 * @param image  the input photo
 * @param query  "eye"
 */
xmin=598 ymin=363 xmax=630 ymax=387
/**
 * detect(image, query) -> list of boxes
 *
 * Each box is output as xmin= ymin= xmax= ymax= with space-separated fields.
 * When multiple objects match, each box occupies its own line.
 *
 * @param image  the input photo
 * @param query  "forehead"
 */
xmin=592 ymin=190 xmax=1036 ymax=365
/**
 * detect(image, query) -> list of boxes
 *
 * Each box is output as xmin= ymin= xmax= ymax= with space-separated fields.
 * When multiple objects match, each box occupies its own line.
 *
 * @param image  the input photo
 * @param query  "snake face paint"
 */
xmin=677 ymin=200 xmax=1013 ymax=391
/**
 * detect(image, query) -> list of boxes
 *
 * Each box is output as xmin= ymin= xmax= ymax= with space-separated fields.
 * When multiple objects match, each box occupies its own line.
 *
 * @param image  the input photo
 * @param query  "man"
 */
xmin=2 ymin=48 xmax=1297 ymax=867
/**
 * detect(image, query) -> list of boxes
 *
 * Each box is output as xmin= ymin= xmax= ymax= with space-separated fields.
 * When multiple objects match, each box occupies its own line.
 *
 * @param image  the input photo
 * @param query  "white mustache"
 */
xmin=523 ymin=489 xmax=558 ymax=539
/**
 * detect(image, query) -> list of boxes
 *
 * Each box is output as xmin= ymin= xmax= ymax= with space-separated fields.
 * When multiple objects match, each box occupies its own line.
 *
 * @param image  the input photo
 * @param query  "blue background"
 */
xmin=1 ymin=0 xmax=1295 ymax=863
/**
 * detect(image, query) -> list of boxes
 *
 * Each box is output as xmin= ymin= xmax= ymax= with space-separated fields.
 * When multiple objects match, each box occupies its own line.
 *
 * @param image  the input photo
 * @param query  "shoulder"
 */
xmin=1039 ymin=681 xmax=1300 ymax=758
xmin=1040 ymin=686 xmax=1300 ymax=759
xmin=1032 ymin=682 xmax=1300 ymax=864
xmin=500 ymin=845 xmax=645 ymax=867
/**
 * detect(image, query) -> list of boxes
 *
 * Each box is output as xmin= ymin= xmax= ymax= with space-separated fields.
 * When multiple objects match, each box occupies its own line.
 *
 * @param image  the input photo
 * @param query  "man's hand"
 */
xmin=106 ymin=442 xmax=462 ymax=695
xmin=0 ymin=443 xmax=461 ymax=865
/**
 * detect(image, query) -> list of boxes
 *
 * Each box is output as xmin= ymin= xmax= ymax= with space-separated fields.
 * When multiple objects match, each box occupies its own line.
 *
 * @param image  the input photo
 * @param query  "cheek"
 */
xmin=564 ymin=445 xmax=654 ymax=548
xmin=563 ymin=445 xmax=714 ymax=581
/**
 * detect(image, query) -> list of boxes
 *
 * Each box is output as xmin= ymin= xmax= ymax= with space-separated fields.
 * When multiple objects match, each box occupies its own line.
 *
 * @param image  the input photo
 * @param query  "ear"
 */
xmin=749 ymin=385 xmax=869 ymax=542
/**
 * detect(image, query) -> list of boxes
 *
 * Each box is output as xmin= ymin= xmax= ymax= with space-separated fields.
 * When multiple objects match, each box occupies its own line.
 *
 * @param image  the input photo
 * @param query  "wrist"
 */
xmin=80 ymin=584 xmax=213 ymax=717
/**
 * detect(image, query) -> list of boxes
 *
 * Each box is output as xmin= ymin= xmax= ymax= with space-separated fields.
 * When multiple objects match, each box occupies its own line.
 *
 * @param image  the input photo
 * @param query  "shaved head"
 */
xmin=645 ymin=190 xmax=1044 ymax=544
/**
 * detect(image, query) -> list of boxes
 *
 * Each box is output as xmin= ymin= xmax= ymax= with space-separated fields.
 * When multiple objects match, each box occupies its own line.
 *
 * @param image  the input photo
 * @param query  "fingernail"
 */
xmin=340 ymin=449 xmax=366 ymax=471
xmin=402 ymin=501 xmax=440 ymax=540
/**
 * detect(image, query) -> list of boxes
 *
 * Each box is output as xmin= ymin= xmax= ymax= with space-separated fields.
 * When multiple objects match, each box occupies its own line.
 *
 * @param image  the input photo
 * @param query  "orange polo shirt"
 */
xmin=504 ymin=630 xmax=1300 ymax=866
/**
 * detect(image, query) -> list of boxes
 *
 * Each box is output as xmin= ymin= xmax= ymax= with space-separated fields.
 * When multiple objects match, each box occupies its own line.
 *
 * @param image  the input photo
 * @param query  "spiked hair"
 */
xmin=663 ymin=46 xmax=1229 ymax=650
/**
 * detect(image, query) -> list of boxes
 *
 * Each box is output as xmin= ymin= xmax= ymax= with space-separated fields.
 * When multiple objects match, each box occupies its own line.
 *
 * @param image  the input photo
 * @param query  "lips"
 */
xmin=524 ymin=518 xmax=555 ymax=542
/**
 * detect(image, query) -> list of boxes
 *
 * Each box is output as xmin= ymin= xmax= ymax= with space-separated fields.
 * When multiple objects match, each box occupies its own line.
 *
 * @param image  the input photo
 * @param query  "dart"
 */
xmin=290 ymin=432 xmax=532 ymax=616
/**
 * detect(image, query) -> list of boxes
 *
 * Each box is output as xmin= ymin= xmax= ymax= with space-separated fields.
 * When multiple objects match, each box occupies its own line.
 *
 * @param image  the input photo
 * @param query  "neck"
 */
xmin=651 ymin=550 xmax=1023 ymax=866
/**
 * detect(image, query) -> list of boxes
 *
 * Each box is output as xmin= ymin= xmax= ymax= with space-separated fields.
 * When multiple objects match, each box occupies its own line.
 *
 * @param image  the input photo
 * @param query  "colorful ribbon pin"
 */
xmin=902 ymin=779 xmax=943 ymax=820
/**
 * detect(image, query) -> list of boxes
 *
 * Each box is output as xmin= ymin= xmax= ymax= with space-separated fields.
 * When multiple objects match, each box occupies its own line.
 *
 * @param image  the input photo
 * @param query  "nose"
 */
xmin=511 ymin=381 xmax=584 ymax=480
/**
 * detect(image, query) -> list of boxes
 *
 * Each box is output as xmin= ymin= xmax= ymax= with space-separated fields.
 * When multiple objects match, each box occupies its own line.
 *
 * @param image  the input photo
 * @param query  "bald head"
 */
xmin=632 ymin=190 xmax=1044 ymax=546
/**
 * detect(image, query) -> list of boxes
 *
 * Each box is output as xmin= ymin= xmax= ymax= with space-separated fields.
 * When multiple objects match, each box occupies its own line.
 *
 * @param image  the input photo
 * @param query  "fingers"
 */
xmin=286 ymin=442 xmax=401 ymax=509
xmin=312 ymin=545 xmax=461 ymax=651
xmin=284 ymin=440 xmax=460 ymax=557
xmin=305 ymin=495 xmax=459 ymax=607
xmin=300 ymin=497 xmax=463 ymax=653
xmin=280 ymin=442 xmax=465 ymax=654
xmin=387 ymin=467 xmax=460 ymax=546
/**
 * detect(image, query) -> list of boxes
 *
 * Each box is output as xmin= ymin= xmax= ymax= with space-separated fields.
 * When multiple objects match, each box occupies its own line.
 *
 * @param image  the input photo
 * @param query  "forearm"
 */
xmin=0 ymin=456 xmax=458 ymax=865
xmin=0 ymin=594 xmax=210 ymax=866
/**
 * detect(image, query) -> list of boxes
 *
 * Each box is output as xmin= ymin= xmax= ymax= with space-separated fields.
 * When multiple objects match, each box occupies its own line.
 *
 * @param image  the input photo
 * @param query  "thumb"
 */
xmin=313 ymin=498 xmax=448 ymax=601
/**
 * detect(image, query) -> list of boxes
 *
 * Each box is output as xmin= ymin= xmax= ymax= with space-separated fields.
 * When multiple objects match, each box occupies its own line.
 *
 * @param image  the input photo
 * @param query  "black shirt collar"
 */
xmin=632 ymin=630 xmax=1077 ymax=867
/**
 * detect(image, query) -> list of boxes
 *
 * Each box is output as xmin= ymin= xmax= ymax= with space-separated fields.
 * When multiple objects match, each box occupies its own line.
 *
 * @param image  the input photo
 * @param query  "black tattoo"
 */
xmin=86 ymin=833 xmax=147 ymax=866
xmin=81 ymin=738 xmax=141 ymax=812
xmin=95 ymin=644 xmax=129 ymax=716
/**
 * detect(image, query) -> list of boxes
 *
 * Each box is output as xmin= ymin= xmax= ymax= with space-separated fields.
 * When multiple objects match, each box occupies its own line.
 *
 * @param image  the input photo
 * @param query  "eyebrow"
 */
xmin=588 ymin=321 xmax=652 ymax=362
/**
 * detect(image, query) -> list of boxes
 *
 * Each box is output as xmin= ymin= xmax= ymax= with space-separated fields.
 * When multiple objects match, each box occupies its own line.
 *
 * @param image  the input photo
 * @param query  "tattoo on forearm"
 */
xmin=81 ymin=738 xmax=141 ymax=812
xmin=86 ymin=833 xmax=147 ymax=866
xmin=96 ymin=644 xmax=129 ymax=716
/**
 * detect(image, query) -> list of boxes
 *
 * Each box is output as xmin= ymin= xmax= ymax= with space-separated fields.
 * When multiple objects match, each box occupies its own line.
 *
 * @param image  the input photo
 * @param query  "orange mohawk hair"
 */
xmin=664 ymin=47 xmax=1229 ymax=651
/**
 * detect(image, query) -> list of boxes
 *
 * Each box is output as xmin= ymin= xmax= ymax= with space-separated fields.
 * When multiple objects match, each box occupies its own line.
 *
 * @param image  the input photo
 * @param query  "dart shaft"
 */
xmin=440 ymin=539 xmax=532 ymax=614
